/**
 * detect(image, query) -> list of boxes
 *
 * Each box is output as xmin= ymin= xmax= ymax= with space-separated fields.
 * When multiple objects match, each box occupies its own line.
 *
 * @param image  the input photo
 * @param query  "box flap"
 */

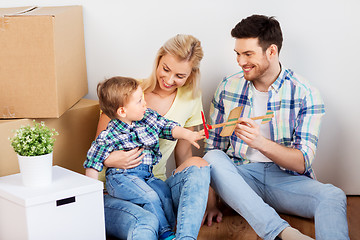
xmin=22 ymin=6 xmax=81 ymax=17
xmin=0 ymin=166 xmax=103 ymax=207
xmin=0 ymin=6 xmax=36 ymax=16
xmin=0 ymin=6 xmax=82 ymax=17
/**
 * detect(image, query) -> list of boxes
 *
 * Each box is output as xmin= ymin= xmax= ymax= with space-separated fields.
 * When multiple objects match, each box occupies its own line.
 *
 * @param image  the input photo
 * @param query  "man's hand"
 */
xmin=234 ymin=117 xmax=306 ymax=173
xmin=234 ymin=117 xmax=265 ymax=150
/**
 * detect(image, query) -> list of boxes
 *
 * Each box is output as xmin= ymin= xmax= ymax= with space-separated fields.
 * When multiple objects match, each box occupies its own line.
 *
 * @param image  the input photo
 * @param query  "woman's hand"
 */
xmin=103 ymin=147 xmax=144 ymax=169
xmin=202 ymin=205 xmax=223 ymax=227
xmin=202 ymin=187 xmax=223 ymax=226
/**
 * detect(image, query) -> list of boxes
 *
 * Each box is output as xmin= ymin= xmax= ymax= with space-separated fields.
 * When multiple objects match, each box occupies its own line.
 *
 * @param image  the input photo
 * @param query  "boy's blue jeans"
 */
xmin=104 ymin=165 xmax=210 ymax=240
xmin=106 ymin=164 xmax=175 ymax=236
xmin=204 ymin=149 xmax=349 ymax=240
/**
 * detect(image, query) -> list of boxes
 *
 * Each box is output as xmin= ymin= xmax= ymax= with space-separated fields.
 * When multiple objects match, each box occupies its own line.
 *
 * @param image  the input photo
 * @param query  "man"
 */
xmin=204 ymin=15 xmax=349 ymax=240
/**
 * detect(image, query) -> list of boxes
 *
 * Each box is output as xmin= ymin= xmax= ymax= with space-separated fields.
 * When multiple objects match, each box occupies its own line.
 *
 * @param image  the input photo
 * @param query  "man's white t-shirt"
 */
xmin=246 ymin=83 xmax=272 ymax=163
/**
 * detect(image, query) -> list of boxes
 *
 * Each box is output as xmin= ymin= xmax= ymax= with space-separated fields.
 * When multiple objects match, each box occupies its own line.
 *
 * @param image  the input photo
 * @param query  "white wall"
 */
xmin=2 ymin=0 xmax=360 ymax=194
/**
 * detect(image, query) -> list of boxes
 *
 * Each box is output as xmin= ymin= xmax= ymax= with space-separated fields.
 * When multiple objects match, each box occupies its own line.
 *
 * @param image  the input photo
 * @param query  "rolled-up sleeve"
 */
xmin=292 ymin=88 xmax=325 ymax=173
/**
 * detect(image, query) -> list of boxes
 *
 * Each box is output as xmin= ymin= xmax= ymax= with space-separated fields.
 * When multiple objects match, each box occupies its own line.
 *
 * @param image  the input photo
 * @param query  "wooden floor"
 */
xmin=198 ymin=196 xmax=360 ymax=240
xmin=107 ymin=196 xmax=359 ymax=239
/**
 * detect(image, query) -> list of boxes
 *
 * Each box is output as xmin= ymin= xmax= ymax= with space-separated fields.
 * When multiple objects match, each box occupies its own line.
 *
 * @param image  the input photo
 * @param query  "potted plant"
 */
xmin=9 ymin=120 xmax=58 ymax=187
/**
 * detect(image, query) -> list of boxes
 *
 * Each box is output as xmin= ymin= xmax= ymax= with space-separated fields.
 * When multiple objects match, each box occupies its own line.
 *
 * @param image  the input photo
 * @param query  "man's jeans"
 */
xmin=204 ymin=149 xmax=349 ymax=240
xmin=104 ymin=165 xmax=210 ymax=240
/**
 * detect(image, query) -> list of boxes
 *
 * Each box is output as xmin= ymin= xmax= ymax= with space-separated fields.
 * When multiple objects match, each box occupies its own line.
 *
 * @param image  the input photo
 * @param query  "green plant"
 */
xmin=9 ymin=120 xmax=59 ymax=156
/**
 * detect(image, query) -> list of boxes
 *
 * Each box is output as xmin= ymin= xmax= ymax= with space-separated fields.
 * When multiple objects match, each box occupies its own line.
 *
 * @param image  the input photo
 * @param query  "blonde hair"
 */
xmin=141 ymin=34 xmax=203 ymax=98
xmin=97 ymin=76 xmax=139 ymax=119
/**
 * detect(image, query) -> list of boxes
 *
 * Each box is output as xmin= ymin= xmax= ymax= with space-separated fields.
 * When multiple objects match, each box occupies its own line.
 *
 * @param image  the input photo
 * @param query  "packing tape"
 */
xmin=0 ymin=17 xmax=9 ymax=31
xmin=0 ymin=6 xmax=38 ymax=31
xmin=1 ymin=106 xmax=16 ymax=118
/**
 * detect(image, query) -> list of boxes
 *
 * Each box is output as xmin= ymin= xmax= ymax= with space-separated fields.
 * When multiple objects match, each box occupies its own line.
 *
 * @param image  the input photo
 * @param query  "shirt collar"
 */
xmin=243 ymin=64 xmax=287 ymax=94
xmin=109 ymin=108 xmax=151 ymax=133
xmin=270 ymin=64 xmax=290 ymax=93
xmin=110 ymin=118 xmax=132 ymax=133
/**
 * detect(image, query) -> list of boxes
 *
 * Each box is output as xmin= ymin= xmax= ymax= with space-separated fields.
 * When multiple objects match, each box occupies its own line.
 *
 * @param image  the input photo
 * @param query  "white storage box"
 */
xmin=0 ymin=166 xmax=105 ymax=240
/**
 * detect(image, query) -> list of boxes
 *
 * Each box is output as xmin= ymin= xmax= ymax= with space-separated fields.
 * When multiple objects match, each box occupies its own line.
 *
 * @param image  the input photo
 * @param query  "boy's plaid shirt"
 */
xmin=204 ymin=67 xmax=325 ymax=178
xmin=84 ymin=108 xmax=180 ymax=172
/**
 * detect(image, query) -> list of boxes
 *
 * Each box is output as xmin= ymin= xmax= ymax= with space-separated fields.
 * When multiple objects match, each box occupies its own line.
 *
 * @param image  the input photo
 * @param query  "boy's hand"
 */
xmin=187 ymin=129 xmax=205 ymax=149
xmin=172 ymin=127 xmax=205 ymax=148
xmin=85 ymin=168 xmax=99 ymax=180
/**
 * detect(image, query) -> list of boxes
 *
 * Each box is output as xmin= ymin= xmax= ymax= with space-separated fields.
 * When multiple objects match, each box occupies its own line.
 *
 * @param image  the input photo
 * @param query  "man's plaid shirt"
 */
xmin=84 ymin=108 xmax=180 ymax=172
xmin=205 ymin=66 xmax=325 ymax=178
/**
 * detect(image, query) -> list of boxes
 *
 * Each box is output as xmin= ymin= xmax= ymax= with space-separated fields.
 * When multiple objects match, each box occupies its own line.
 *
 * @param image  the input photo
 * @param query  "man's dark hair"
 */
xmin=231 ymin=14 xmax=283 ymax=54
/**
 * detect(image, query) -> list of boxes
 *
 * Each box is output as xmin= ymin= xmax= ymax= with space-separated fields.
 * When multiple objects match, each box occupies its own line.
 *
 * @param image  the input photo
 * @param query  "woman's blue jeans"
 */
xmin=104 ymin=165 xmax=210 ymax=240
xmin=203 ymin=149 xmax=349 ymax=240
xmin=106 ymin=164 xmax=175 ymax=236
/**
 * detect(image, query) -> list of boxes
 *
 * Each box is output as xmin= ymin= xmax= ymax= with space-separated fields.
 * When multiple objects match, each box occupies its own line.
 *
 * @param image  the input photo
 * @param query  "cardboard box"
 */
xmin=0 ymin=6 xmax=88 ymax=118
xmin=0 ymin=98 xmax=100 ymax=177
xmin=0 ymin=166 xmax=105 ymax=240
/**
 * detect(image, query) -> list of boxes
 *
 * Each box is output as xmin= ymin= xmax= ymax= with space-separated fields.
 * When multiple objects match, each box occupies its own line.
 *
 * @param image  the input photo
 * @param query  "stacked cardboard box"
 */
xmin=0 ymin=6 xmax=88 ymax=118
xmin=0 ymin=6 xmax=100 ymax=176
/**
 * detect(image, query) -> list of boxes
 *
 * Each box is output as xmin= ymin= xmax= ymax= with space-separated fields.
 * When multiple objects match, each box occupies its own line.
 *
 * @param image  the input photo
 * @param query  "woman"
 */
xmin=97 ymin=34 xmax=211 ymax=240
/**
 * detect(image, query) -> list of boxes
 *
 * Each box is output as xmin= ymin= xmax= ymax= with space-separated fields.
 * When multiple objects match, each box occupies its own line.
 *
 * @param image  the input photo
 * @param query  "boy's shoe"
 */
xmin=159 ymin=231 xmax=175 ymax=240
xmin=163 ymin=235 xmax=175 ymax=240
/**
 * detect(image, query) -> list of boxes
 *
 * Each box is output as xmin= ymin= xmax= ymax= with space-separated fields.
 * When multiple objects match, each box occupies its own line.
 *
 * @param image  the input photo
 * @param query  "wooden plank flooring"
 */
xmin=347 ymin=196 xmax=360 ymax=240
xmin=198 ymin=196 xmax=359 ymax=240
xmin=107 ymin=196 xmax=359 ymax=239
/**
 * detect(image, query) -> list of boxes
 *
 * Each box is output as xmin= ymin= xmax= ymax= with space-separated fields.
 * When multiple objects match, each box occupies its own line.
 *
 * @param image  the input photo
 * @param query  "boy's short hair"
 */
xmin=97 ymin=76 xmax=139 ymax=119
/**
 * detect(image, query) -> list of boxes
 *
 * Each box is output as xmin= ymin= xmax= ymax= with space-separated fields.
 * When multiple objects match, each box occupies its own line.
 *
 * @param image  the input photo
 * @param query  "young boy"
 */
xmin=84 ymin=76 xmax=205 ymax=240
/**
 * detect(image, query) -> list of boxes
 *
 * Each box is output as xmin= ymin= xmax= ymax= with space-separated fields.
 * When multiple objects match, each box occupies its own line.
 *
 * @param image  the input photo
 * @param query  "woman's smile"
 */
xmin=162 ymin=79 xmax=175 ymax=88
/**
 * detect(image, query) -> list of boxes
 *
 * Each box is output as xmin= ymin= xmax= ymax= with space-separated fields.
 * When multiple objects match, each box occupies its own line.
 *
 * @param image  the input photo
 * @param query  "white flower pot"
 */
xmin=17 ymin=152 xmax=53 ymax=187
